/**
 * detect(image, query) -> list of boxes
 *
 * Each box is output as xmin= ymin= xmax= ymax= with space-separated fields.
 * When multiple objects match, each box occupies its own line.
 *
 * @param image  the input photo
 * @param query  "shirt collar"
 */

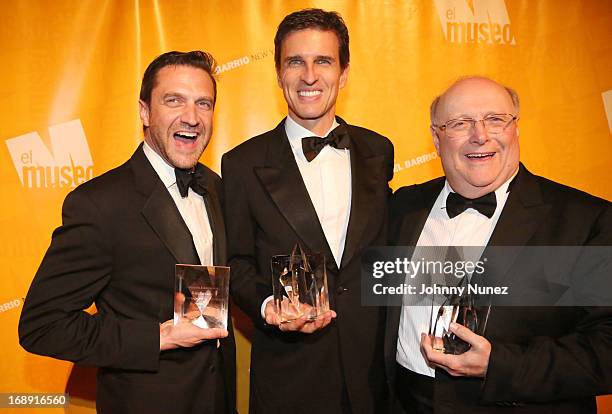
xmin=285 ymin=115 xmax=340 ymax=160
xmin=142 ymin=141 xmax=176 ymax=189
xmin=443 ymin=167 xmax=519 ymax=199
xmin=442 ymin=166 xmax=519 ymax=214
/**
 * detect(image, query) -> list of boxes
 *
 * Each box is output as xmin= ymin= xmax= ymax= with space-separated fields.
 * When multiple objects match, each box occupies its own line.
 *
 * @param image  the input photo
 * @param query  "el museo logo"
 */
xmin=434 ymin=0 xmax=516 ymax=45
xmin=5 ymin=119 xmax=94 ymax=188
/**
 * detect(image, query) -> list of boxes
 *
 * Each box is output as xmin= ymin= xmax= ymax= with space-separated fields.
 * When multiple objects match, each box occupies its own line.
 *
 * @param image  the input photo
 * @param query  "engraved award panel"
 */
xmin=427 ymin=247 xmax=491 ymax=354
xmin=271 ymin=244 xmax=329 ymax=323
xmin=174 ymin=265 xmax=230 ymax=329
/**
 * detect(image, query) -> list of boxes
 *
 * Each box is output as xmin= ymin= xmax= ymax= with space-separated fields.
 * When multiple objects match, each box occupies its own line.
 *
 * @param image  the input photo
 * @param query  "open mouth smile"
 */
xmin=173 ymin=131 xmax=199 ymax=140
xmin=466 ymin=152 xmax=495 ymax=160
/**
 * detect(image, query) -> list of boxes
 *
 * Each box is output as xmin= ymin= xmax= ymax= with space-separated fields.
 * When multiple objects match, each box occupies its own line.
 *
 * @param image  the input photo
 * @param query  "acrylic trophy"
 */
xmin=429 ymin=278 xmax=491 ymax=354
xmin=174 ymin=265 xmax=230 ymax=329
xmin=271 ymin=243 xmax=330 ymax=323
xmin=427 ymin=246 xmax=491 ymax=354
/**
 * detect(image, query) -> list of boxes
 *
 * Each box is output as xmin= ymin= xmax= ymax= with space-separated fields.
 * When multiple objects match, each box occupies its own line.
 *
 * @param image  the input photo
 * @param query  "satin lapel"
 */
xmin=253 ymin=121 xmax=335 ymax=267
xmin=479 ymin=164 xmax=552 ymax=286
xmin=202 ymin=175 xmax=227 ymax=265
xmin=399 ymin=180 xmax=444 ymax=246
xmin=340 ymin=133 xmax=386 ymax=269
xmin=130 ymin=145 xmax=199 ymax=265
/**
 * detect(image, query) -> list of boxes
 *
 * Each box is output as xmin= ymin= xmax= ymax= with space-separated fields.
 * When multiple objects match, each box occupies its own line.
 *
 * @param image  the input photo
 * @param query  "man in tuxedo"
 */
xmin=19 ymin=51 xmax=235 ymax=414
xmin=386 ymin=76 xmax=612 ymax=413
xmin=222 ymin=8 xmax=394 ymax=414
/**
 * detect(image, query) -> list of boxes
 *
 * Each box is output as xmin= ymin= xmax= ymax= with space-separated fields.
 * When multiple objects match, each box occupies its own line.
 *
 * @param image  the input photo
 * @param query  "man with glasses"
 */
xmin=385 ymin=76 xmax=611 ymax=413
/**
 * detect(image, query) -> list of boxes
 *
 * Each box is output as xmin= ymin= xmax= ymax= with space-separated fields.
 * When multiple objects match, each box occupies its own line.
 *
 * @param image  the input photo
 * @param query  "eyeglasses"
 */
xmin=433 ymin=113 xmax=518 ymax=138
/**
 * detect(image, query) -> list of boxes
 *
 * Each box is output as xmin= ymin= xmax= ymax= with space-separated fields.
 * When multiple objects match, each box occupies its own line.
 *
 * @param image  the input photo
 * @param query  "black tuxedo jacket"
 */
xmin=19 ymin=145 xmax=236 ymax=414
xmin=222 ymin=118 xmax=394 ymax=413
xmin=385 ymin=164 xmax=612 ymax=413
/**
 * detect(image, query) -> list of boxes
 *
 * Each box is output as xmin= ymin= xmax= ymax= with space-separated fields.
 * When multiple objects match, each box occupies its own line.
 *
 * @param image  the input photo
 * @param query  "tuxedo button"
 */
xmin=336 ymin=286 xmax=348 ymax=295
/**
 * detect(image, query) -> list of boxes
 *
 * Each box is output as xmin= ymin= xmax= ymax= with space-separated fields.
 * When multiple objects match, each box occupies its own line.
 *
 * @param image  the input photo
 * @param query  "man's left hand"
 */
xmin=421 ymin=322 xmax=491 ymax=378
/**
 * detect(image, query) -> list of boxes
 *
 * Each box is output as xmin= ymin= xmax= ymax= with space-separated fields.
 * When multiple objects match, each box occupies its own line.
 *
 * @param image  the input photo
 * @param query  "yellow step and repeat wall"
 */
xmin=1 ymin=0 xmax=611 ymax=412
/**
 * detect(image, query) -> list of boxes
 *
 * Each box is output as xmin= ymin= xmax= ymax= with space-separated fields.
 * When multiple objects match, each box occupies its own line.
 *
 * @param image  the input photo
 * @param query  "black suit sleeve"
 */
xmin=18 ymin=188 xmax=160 ymax=371
xmin=221 ymin=153 xmax=271 ymax=323
xmin=482 ymin=203 xmax=612 ymax=402
xmin=385 ymin=138 xmax=394 ymax=197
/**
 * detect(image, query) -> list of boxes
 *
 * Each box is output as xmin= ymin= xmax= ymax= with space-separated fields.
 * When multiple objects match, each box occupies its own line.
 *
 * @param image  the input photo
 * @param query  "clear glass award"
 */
xmin=425 ymin=246 xmax=491 ymax=354
xmin=271 ymin=243 xmax=330 ymax=323
xmin=174 ymin=265 xmax=230 ymax=329
xmin=429 ymin=275 xmax=491 ymax=355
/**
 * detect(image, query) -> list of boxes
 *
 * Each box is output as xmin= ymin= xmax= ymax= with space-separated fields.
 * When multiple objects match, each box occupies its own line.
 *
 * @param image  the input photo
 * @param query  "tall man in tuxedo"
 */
xmin=385 ymin=76 xmax=612 ymax=413
xmin=222 ymin=8 xmax=394 ymax=414
xmin=19 ymin=51 xmax=235 ymax=414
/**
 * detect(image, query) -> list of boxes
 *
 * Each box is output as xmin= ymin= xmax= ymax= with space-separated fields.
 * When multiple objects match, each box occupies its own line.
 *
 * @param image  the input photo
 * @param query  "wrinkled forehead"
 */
xmin=439 ymin=79 xmax=515 ymax=119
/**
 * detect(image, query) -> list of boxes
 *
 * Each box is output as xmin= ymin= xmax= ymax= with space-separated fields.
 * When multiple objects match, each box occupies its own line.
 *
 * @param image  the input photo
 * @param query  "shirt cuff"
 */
xmin=260 ymin=295 xmax=274 ymax=319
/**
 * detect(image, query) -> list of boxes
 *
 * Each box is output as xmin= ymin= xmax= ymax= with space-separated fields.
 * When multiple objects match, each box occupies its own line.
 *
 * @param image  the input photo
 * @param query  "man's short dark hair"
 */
xmin=274 ymin=8 xmax=350 ymax=71
xmin=139 ymin=50 xmax=217 ymax=106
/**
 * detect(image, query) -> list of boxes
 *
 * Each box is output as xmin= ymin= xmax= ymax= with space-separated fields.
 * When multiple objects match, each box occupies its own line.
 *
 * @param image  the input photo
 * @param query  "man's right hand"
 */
xmin=159 ymin=319 xmax=228 ymax=351
xmin=264 ymin=300 xmax=336 ymax=333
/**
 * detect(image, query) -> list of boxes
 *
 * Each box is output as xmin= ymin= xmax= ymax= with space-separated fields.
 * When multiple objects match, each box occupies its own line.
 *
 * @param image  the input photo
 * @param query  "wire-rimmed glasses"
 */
xmin=433 ymin=113 xmax=518 ymax=139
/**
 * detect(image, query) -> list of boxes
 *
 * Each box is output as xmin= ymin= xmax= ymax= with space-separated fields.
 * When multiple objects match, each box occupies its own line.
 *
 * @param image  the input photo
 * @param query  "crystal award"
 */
xmin=428 ymin=268 xmax=491 ymax=354
xmin=174 ymin=265 xmax=230 ymax=329
xmin=271 ymin=243 xmax=330 ymax=323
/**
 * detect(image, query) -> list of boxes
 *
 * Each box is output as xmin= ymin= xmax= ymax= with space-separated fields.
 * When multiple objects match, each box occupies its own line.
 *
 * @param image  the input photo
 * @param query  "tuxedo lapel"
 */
xmin=130 ymin=145 xmax=200 ymax=265
xmin=489 ymin=165 xmax=550 ymax=246
xmin=202 ymin=177 xmax=227 ymax=265
xmin=253 ymin=120 xmax=335 ymax=266
xmin=412 ymin=183 xmax=443 ymax=245
xmin=481 ymin=165 xmax=552 ymax=286
xmin=394 ymin=179 xmax=445 ymax=246
xmin=340 ymin=130 xmax=388 ymax=268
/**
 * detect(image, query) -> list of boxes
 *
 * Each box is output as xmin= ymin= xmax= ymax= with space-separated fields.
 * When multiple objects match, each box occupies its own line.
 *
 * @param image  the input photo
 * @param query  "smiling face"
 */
xmin=277 ymin=29 xmax=349 ymax=135
xmin=432 ymin=78 xmax=520 ymax=198
xmin=139 ymin=65 xmax=215 ymax=169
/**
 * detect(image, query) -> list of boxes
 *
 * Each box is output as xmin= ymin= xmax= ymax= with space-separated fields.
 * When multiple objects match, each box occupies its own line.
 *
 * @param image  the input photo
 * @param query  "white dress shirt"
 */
xmin=143 ymin=142 xmax=214 ymax=266
xmin=396 ymin=170 xmax=517 ymax=377
xmin=284 ymin=115 xmax=352 ymax=266
xmin=260 ymin=116 xmax=352 ymax=317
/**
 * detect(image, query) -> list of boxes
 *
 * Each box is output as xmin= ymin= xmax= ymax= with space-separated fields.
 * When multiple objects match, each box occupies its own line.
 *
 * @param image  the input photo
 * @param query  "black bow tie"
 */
xmin=301 ymin=124 xmax=350 ymax=162
xmin=446 ymin=191 xmax=497 ymax=219
xmin=175 ymin=164 xmax=207 ymax=198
